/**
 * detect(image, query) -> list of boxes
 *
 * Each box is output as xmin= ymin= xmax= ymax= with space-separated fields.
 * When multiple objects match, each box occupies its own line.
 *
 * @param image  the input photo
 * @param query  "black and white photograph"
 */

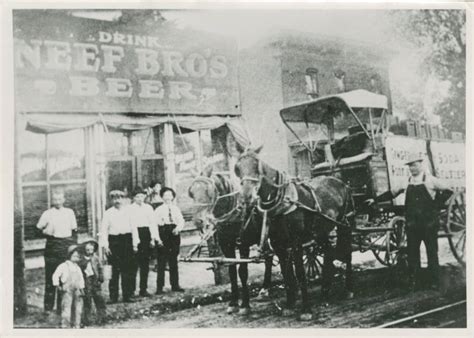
xmin=2 ymin=1 xmax=471 ymax=332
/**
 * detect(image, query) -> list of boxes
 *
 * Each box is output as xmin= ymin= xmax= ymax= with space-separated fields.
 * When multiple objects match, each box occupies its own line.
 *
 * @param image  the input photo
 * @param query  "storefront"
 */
xmin=13 ymin=10 xmax=249 ymax=246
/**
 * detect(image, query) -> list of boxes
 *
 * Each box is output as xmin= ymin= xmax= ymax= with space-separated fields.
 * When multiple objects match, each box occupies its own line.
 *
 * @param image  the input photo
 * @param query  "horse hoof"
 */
xmin=226 ymin=306 xmax=239 ymax=314
xmin=281 ymin=308 xmax=295 ymax=317
xmin=346 ymin=291 xmax=354 ymax=300
xmin=257 ymin=288 xmax=269 ymax=299
xmin=299 ymin=313 xmax=313 ymax=321
xmin=238 ymin=307 xmax=250 ymax=315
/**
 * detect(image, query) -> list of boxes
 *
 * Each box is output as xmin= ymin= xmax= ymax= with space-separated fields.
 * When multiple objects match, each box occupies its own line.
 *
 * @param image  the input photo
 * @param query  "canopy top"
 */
xmin=280 ymin=89 xmax=388 ymax=125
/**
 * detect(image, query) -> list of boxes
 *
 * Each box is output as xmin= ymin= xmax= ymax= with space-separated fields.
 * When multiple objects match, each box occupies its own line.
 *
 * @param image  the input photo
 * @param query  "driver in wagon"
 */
xmin=366 ymin=154 xmax=451 ymax=291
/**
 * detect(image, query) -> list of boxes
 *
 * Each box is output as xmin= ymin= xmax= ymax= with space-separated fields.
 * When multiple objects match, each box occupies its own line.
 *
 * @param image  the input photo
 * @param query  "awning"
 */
xmin=280 ymin=89 xmax=388 ymax=124
xmin=23 ymin=112 xmax=251 ymax=148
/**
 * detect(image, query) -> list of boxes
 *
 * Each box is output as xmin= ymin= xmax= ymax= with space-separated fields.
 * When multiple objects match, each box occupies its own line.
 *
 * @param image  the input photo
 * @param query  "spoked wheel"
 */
xmin=444 ymin=191 xmax=466 ymax=266
xmin=372 ymin=216 xmax=407 ymax=266
xmin=303 ymin=245 xmax=323 ymax=281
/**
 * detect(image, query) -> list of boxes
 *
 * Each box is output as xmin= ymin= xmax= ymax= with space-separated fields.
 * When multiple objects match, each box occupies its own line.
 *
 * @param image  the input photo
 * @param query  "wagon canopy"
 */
xmin=280 ymin=89 xmax=388 ymax=125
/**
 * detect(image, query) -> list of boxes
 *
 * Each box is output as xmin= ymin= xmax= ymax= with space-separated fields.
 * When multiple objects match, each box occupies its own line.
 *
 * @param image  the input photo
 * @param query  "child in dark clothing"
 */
xmin=79 ymin=238 xmax=106 ymax=325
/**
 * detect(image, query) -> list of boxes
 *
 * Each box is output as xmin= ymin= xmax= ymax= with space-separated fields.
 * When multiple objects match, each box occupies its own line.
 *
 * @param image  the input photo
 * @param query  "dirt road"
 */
xmin=100 ymin=264 xmax=466 ymax=328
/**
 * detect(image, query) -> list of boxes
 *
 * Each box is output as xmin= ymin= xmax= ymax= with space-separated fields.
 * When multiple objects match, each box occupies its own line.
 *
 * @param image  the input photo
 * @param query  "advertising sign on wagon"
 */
xmin=429 ymin=140 xmax=465 ymax=192
xmin=384 ymin=135 xmax=431 ymax=205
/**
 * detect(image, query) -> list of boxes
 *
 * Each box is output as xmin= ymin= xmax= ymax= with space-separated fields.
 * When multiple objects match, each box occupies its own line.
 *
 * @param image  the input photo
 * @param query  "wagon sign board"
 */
xmin=430 ymin=141 xmax=465 ymax=192
xmin=384 ymin=135 xmax=431 ymax=205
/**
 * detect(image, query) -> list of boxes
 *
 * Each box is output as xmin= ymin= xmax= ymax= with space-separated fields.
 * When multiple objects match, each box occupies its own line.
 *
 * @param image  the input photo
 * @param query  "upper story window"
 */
xmin=305 ymin=68 xmax=319 ymax=99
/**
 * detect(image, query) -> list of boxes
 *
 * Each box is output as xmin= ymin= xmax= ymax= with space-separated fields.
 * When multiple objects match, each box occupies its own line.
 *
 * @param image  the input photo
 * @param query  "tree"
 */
xmin=391 ymin=10 xmax=466 ymax=132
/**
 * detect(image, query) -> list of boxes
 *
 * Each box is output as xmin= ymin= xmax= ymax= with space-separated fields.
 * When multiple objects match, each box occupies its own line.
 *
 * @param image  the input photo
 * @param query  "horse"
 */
xmin=234 ymin=146 xmax=354 ymax=321
xmin=188 ymin=167 xmax=274 ymax=315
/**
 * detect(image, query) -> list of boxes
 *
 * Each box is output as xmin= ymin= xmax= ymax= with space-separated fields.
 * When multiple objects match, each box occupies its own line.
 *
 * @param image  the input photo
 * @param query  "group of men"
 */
xmin=37 ymin=182 xmax=186 ymax=319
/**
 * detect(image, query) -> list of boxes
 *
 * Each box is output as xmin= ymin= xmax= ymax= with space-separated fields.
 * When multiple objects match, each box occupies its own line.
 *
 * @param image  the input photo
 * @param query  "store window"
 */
xmin=305 ymin=68 xmax=319 ymax=99
xmin=173 ymin=127 xmax=228 ymax=219
xmin=20 ymin=129 xmax=88 ymax=239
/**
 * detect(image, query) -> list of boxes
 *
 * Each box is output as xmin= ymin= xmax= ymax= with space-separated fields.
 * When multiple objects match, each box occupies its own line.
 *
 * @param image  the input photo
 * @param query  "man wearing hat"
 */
xmin=99 ymin=190 xmax=139 ymax=303
xmin=52 ymin=244 xmax=84 ymax=328
xmin=79 ymin=238 xmax=106 ymax=325
xmin=36 ymin=189 xmax=78 ymax=314
xmin=154 ymin=187 xmax=185 ymax=294
xmin=367 ymin=154 xmax=450 ymax=289
xmin=129 ymin=187 xmax=162 ymax=297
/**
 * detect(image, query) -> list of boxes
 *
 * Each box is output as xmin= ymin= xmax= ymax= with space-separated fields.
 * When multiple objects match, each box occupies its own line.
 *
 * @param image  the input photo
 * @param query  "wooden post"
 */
xmin=14 ymin=116 xmax=27 ymax=317
xmin=161 ymin=123 xmax=176 ymax=189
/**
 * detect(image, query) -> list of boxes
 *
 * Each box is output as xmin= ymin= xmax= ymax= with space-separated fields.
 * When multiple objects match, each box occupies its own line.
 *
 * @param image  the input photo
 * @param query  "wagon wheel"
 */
xmin=372 ymin=216 xmax=407 ymax=266
xmin=303 ymin=245 xmax=323 ymax=281
xmin=444 ymin=191 xmax=466 ymax=266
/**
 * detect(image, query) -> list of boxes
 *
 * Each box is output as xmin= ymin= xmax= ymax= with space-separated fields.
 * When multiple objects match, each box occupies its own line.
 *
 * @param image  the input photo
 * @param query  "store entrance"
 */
xmin=104 ymin=129 xmax=164 ymax=206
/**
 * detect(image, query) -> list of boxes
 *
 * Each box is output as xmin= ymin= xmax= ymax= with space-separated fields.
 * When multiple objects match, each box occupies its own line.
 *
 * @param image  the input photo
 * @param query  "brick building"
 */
xmin=239 ymin=30 xmax=392 ymax=174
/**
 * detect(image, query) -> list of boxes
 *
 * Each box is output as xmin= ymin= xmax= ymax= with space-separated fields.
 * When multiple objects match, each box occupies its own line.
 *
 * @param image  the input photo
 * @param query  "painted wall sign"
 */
xmin=13 ymin=11 xmax=240 ymax=115
xmin=385 ymin=135 xmax=431 ymax=205
xmin=430 ymin=140 xmax=465 ymax=192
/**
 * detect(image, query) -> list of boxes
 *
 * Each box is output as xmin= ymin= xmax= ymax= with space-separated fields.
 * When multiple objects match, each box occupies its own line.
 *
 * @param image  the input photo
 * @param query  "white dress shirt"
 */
xmin=36 ymin=207 xmax=77 ymax=238
xmin=154 ymin=203 xmax=185 ymax=232
xmin=99 ymin=206 xmax=139 ymax=249
xmin=128 ymin=202 xmax=160 ymax=242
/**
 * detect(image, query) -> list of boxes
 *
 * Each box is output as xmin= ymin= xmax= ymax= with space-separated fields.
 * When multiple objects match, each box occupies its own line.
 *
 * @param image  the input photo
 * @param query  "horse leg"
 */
xmin=294 ymin=244 xmax=312 ymax=320
xmin=321 ymin=246 xmax=335 ymax=303
xmin=221 ymin=243 xmax=239 ymax=314
xmin=342 ymin=227 xmax=354 ymax=299
xmin=277 ymin=248 xmax=297 ymax=316
xmin=238 ymin=246 xmax=250 ymax=314
xmin=258 ymin=255 xmax=273 ymax=299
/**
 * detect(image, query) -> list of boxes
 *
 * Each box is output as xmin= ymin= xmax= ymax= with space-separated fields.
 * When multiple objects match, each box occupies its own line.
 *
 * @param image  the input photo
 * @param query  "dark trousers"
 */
xmin=82 ymin=276 xmax=106 ymax=325
xmin=135 ymin=227 xmax=152 ymax=294
xmin=407 ymin=222 xmax=439 ymax=284
xmin=108 ymin=234 xmax=134 ymax=301
xmin=157 ymin=225 xmax=181 ymax=290
xmin=44 ymin=236 xmax=75 ymax=312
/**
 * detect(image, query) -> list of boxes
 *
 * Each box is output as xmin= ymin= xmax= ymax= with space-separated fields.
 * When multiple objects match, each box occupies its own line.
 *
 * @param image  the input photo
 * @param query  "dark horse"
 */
xmin=235 ymin=146 xmax=354 ymax=320
xmin=188 ymin=167 xmax=273 ymax=314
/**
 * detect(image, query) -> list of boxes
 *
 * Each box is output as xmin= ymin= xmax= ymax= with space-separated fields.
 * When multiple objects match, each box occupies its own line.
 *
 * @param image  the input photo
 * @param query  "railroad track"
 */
xmin=376 ymin=300 xmax=467 ymax=328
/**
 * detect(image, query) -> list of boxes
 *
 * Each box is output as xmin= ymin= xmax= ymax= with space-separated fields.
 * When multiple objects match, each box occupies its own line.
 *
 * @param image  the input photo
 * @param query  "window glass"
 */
xmin=174 ymin=131 xmax=200 ymax=219
xmin=48 ymin=129 xmax=85 ymax=180
xmin=23 ymin=185 xmax=48 ymax=240
xmin=105 ymin=131 xmax=130 ymax=157
xmin=20 ymin=131 xmax=46 ymax=182
xmin=130 ymin=129 xmax=159 ymax=155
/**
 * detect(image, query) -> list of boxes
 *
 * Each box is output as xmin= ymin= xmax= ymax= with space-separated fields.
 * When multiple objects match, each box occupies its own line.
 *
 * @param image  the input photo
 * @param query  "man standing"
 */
xmin=129 ymin=187 xmax=162 ymax=297
xmin=154 ymin=187 xmax=185 ymax=294
xmin=369 ymin=155 xmax=450 ymax=289
xmin=37 ymin=189 xmax=77 ymax=313
xmin=100 ymin=190 xmax=139 ymax=303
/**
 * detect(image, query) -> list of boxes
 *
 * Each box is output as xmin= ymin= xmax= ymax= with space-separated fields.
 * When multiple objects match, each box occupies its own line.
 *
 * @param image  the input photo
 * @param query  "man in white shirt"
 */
xmin=129 ymin=187 xmax=161 ymax=297
xmin=100 ymin=190 xmax=139 ymax=303
xmin=36 ymin=189 xmax=77 ymax=313
xmin=154 ymin=187 xmax=185 ymax=294
xmin=368 ymin=156 xmax=450 ymax=290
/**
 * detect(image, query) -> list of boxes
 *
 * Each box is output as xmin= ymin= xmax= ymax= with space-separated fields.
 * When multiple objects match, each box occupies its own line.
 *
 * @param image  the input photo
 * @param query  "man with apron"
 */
xmin=37 ymin=189 xmax=77 ymax=313
xmin=100 ymin=190 xmax=139 ymax=303
xmin=368 ymin=155 xmax=449 ymax=289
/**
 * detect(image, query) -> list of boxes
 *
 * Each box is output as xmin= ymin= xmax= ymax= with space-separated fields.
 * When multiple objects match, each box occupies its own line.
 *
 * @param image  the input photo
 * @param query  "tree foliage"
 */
xmin=392 ymin=10 xmax=466 ymax=132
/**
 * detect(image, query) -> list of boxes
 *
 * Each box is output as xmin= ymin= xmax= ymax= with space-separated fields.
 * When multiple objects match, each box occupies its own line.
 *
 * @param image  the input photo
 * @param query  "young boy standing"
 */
xmin=79 ymin=238 xmax=106 ymax=325
xmin=52 ymin=245 xmax=85 ymax=328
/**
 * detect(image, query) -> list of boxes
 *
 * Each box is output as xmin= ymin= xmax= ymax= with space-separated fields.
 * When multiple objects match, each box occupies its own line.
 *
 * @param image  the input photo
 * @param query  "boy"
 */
xmin=80 ymin=238 xmax=106 ymax=325
xmin=52 ymin=245 xmax=85 ymax=328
